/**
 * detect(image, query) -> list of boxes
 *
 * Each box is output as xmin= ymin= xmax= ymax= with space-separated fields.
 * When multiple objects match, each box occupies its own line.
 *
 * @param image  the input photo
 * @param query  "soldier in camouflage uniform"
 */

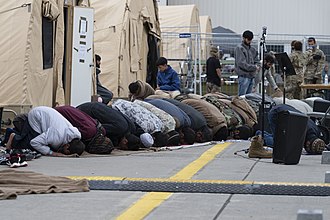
xmin=304 ymin=37 xmax=326 ymax=84
xmin=288 ymin=41 xmax=306 ymax=99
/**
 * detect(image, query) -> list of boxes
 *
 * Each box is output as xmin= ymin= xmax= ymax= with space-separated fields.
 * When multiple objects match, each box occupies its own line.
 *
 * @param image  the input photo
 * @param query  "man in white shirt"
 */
xmin=7 ymin=106 xmax=84 ymax=157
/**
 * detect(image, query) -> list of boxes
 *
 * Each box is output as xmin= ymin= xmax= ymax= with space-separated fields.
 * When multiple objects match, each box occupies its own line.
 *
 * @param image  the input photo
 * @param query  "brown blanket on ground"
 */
xmin=0 ymin=169 xmax=89 ymax=200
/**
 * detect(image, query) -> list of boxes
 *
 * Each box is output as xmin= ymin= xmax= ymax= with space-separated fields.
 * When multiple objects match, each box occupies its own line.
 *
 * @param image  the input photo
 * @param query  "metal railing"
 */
xmin=161 ymin=32 xmax=330 ymax=96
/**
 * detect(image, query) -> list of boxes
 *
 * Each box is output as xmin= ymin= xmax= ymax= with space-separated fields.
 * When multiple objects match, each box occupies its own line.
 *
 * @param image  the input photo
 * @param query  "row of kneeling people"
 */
xmin=2 ymin=93 xmax=258 ymax=157
xmin=2 ymin=92 xmax=327 ymax=157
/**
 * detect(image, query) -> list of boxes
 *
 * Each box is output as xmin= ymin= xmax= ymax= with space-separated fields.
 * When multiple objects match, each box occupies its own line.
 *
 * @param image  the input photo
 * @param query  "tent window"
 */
xmin=42 ymin=17 xmax=54 ymax=69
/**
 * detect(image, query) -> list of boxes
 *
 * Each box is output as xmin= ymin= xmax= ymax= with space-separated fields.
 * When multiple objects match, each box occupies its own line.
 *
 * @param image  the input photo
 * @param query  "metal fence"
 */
xmin=161 ymin=31 xmax=202 ymax=95
xmin=161 ymin=31 xmax=330 ymax=96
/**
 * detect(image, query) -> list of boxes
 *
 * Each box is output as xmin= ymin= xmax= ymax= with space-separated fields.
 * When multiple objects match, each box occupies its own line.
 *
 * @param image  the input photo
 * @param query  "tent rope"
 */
xmin=0 ymin=3 xmax=31 ymax=15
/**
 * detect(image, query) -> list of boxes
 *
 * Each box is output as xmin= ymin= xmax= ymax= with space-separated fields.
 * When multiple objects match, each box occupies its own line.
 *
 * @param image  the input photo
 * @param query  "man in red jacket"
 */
xmin=55 ymin=106 xmax=114 ymax=154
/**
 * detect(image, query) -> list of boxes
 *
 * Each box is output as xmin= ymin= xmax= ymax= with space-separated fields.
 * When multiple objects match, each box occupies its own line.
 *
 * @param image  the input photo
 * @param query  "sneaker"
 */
xmin=0 ymin=148 xmax=9 ymax=165
xmin=7 ymin=154 xmax=28 ymax=168
xmin=21 ymin=149 xmax=41 ymax=161
xmin=0 ymin=155 xmax=8 ymax=165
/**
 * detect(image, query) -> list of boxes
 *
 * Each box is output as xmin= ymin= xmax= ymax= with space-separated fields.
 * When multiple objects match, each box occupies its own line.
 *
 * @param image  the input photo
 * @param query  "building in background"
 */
xmin=166 ymin=0 xmax=330 ymax=37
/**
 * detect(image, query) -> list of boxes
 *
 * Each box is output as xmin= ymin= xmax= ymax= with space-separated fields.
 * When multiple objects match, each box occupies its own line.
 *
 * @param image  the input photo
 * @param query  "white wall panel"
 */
xmin=167 ymin=0 xmax=330 ymax=36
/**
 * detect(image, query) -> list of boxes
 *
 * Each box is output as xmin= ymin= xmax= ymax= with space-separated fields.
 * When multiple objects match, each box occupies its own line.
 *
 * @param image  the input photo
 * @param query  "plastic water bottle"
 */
xmin=325 ymin=74 xmax=328 ymax=84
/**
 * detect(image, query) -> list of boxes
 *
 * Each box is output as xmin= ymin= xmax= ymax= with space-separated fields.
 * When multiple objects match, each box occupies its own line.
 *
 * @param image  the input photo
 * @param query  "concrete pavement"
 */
xmin=1 ymin=141 xmax=330 ymax=220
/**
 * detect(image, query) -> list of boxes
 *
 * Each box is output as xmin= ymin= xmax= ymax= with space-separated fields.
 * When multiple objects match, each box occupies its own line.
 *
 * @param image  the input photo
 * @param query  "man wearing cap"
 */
xmin=140 ymin=133 xmax=154 ymax=148
xmin=206 ymin=46 xmax=222 ymax=93
xmin=234 ymin=30 xmax=260 ymax=96
xmin=288 ymin=41 xmax=305 ymax=99
xmin=254 ymin=53 xmax=282 ymax=95
xmin=112 ymin=99 xmax=169 ymax=147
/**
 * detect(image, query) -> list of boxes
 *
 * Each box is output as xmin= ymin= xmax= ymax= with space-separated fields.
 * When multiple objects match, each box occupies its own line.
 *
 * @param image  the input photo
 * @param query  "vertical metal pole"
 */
xmin=198 ymin=33 xmax=202 ymax=95
xmin=64 ymin=5 xmax=74 ymax=105
xmin=261 ymin=34 xmax=266 ymax=139
xmin=261 ymin=43 xmax=265 ymax=139
xmin=283 ymin=68 xmax=286 ymax=104
xmin=194 ymin=33 xmax=197 ymax=94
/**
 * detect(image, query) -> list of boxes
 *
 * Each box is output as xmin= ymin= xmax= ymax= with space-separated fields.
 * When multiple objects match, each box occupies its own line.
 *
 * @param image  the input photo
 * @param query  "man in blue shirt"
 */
xmin=155 ymin=57 xmax=181 ymax=98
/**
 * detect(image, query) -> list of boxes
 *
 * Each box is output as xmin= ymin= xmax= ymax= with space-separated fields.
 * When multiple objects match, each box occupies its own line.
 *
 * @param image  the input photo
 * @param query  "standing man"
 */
xmin=255 ymin=53 xmax=281 ymax=95
xmin=155 ymin=57 xmax=181 ymax=98
xmin=304 ymin=37 xmax=326 ymax=84
xmin=234 ymin=30 xmax=260 ymax=96
xmin=288 ymin=41 xmax=306 ymax=99
xmin=206 ymin=46 xmax=222 ymax=93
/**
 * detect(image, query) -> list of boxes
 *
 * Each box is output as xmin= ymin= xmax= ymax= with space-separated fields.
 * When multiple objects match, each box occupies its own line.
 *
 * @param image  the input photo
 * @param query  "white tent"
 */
xmin=91 ymin=0 xmax=161 ymax=97
xmin=0 ymin=0 xmax=65 ymax=108
xmin=158 ymin=5 xmax=200 ymax=73
xmin=199 ymin=15 xmax=212 ymax=62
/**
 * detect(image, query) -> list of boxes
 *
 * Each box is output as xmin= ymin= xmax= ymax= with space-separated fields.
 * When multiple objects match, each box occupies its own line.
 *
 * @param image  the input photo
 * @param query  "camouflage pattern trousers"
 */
xmin=206 ymin=82 xmax=221 ymax=93
xmin=286 ymin=75 xmax=302 ymax=99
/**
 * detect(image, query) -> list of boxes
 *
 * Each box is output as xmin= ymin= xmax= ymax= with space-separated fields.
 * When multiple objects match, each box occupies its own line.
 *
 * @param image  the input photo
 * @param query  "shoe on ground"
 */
xmin=248 ymin=135 xmax=272 ymax=159
xmin=7 ymin=154 xmax=28 ymax=168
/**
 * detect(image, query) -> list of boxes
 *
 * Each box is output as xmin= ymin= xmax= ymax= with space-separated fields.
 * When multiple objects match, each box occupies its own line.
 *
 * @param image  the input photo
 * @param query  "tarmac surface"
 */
xmin=1 ymin=140 xmax=330 ymax=220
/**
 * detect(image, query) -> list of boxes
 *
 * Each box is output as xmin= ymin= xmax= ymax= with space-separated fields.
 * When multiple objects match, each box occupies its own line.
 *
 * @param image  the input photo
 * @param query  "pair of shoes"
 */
xmin=7 ymin=154 xmax=28 ymax=168
xmin=248 ymin=135 xmax=272 ymax=159
xmin=21 ymin=149 xmax=41 ymax=161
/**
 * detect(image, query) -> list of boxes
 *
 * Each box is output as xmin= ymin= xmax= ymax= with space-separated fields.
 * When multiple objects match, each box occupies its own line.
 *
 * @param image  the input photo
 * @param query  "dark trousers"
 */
xmin=97 ymin=84 xmax=113 ymax=105
xmin=12 ymin=121 xmax=39 ymax=150
xmin=77 ymin=102 xmax=132 ymax=146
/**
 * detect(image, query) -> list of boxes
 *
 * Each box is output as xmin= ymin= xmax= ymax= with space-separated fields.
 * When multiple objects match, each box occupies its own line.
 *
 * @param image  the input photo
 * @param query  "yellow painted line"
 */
xmin=67 ymin=141 xmax=330 ymax=219
xmin=116 ymin=142 xmax=231 ymax=220
xmin=255 ymin=181 xmax=330 ymax=187
xmin=170 ymin=142 xmax=231 ymax=180
xmin=116 ymin=192 xmax=172 ymax=220
xmin=68 ymin=176 xmax=330 ymax=187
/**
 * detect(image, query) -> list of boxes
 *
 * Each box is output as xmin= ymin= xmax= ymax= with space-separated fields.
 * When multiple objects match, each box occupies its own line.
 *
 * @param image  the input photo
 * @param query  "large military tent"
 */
xmin=199 ymin=15 xmax=212 ymax=62
xmin=158 ymin=5 xmax=200 ymax=73
xmin=91 ymin=0 xmax=161 ymax=97
xmin=0 ymin=0 xmax=65 ymax=108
